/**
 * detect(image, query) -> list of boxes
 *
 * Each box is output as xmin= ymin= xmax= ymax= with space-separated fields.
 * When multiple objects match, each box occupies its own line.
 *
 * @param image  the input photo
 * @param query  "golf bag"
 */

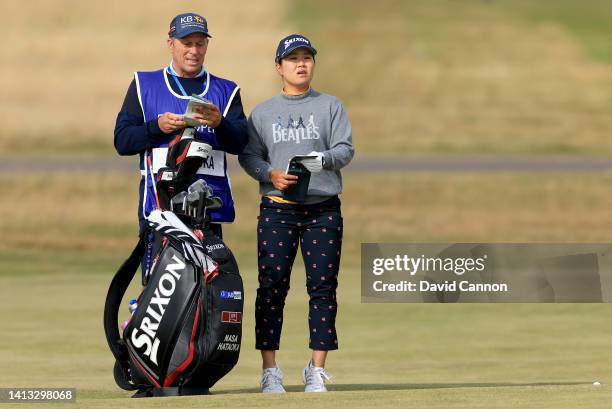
xmin=104 ymin=128 xmax=243 ymax=397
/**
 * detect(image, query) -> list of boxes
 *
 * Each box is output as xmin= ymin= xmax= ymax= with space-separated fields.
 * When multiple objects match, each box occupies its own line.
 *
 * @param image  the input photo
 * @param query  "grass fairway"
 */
xmin=1 ymin=172 xmax=612 ymax=408
xmin=1 ymin=272 xmax=611 ymax=409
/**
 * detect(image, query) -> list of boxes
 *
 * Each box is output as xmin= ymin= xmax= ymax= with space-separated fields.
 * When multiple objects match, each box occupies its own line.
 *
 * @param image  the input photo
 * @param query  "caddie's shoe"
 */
xmin=302 ymin=360 xmax=332 ymax=392
xmin=261 ymin=365 xmax=286 ymax=393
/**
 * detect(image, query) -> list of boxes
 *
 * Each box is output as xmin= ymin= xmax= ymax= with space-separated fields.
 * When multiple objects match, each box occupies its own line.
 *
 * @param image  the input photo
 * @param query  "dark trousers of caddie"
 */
xmin=255 ymin=196 xmax=342 ymax=351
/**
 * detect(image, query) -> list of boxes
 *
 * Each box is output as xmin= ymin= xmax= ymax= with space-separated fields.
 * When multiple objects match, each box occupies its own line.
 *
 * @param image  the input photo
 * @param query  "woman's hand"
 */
xmin=270 ymin=169 xmax=298 ymax=191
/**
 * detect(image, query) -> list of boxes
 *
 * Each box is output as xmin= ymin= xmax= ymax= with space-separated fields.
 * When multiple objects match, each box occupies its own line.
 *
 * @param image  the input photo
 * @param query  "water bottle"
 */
xmin=121 ymin=299 xmax=138 ymax=330
xmin=129 ymin=299 xmax=138 ymax=314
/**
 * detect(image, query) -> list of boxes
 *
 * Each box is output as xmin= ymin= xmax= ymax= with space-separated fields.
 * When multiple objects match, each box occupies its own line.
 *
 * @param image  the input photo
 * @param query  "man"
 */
xmin=114 ymin=12 xmax=248 ymax=240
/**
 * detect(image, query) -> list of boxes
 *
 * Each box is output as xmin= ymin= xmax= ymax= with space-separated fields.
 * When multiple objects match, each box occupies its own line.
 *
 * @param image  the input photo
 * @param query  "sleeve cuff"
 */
xmin=146 ymin=118 xmax=164 ymax=137
xmin=323 ymin=151 xmax=334 ymax=170
xmin=214 ymin=117 xmax=228 ymax=132
xmin=262 ymin=165 xmax=274 ymax=182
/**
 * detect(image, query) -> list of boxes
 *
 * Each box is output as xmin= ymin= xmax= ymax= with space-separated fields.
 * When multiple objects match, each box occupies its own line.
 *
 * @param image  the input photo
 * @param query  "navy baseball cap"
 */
xmin=275 ymin=34 xmax=317 ymax=63
xmin=168 ymin=13 xmax=212 ymax=38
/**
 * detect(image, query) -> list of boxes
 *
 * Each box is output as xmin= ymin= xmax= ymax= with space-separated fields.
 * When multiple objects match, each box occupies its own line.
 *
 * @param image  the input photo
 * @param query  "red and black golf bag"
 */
xmin=104 ymin=128 xmax=244 ymax=397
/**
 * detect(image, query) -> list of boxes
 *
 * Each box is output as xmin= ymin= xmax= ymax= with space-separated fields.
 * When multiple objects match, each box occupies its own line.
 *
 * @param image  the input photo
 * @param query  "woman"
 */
xmin=239 ymin=34 xmax=354 ymax=393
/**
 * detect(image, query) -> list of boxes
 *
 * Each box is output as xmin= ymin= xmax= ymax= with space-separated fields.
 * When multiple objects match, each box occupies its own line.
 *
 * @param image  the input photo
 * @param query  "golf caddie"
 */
xmin=114 ymin=12 xmax=248 ymax=281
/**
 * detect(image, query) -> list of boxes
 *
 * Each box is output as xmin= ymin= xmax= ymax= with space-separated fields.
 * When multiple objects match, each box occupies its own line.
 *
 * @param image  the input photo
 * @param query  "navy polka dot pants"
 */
xmin=255 ymin=196 xmax=342 ymax=351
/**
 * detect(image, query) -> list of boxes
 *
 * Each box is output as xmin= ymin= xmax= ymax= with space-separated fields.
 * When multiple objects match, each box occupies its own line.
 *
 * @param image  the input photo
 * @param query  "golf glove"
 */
xmin=299 ymin=151 xmax=325 ymax=173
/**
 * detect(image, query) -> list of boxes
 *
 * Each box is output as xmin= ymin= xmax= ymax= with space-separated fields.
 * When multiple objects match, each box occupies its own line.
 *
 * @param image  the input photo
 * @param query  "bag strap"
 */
xmin=103 ymin=238 xmax=144 ymax=390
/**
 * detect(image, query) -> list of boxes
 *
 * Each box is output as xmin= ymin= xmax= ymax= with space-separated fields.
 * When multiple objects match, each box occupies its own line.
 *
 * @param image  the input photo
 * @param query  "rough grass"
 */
xmin=501 ymin=0 xmax=612 ymax=64
xmin=4 ymin=0 xmax=612 ymax=156
xmin=291 ymin=0 xmax=612 ymax=155
xmin=4 ymin=171 xmax=612 ymax=268
xmin=0 ymin=0 xmax=287 ymax=155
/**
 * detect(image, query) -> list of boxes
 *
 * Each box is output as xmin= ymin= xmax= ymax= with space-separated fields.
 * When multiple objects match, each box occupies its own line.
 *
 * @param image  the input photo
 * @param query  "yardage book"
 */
xmin=283 ymin=155 xmax=317 ymax=203
xmin=183 ymin=94 xmax=216 ymax=127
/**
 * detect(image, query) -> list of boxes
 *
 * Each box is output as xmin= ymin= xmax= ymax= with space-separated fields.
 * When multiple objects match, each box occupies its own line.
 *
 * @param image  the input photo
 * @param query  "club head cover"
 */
xmin=166 ymin=128 xmax=196 ymax=171
xmin=155 ymin=167 xmax=177 ymax=210
xmin=174 ymin=141 xmax=212 ymax=186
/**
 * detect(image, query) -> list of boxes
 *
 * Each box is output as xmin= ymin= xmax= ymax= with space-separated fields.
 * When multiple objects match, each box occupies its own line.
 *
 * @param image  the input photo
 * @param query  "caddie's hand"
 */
xmin=158 ymin=112 xmax=187 ymax=134
xmin=270 ymin=169 xmax=298 ymax=191
xmin=192 ymin=104 xmax=222 ymax=128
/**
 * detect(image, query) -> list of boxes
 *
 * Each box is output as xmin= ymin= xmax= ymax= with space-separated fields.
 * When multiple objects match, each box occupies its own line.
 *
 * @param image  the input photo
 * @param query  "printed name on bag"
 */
xmin=216 ymin=334 xmax=241 ymax=351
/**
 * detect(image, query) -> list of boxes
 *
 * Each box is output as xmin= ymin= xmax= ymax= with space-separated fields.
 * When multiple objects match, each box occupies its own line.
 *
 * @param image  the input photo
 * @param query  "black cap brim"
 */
xmin=276 ymin=44 xmax=317 ymax=63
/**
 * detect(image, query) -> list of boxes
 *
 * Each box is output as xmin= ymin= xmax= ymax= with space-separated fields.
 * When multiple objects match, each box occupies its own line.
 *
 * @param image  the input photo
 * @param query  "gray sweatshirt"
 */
xmin=238 ymin=89 xmax=354 ymax=203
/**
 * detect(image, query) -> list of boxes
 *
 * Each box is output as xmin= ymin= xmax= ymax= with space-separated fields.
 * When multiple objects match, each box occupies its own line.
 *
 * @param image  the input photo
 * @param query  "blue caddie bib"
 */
xmin=134 ymin=67 xmax=240 ymax=223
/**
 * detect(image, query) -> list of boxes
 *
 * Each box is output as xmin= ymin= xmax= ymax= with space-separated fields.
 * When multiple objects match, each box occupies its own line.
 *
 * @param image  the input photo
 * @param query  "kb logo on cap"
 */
xmin=180 ymin=15 xmax=201 ymax=24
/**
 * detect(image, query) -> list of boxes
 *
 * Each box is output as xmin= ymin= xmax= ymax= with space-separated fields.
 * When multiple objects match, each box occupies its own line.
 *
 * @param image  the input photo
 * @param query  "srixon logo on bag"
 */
xmin=130 ymin=255 xmax=185 ymax=365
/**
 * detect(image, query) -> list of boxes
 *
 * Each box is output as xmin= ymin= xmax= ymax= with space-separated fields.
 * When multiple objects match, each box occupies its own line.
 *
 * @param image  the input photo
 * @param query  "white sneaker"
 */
xmin=261 ymin=365 xmax=286 ymax=393
xmin=302 ymin=360 xmax=332 ymax=392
